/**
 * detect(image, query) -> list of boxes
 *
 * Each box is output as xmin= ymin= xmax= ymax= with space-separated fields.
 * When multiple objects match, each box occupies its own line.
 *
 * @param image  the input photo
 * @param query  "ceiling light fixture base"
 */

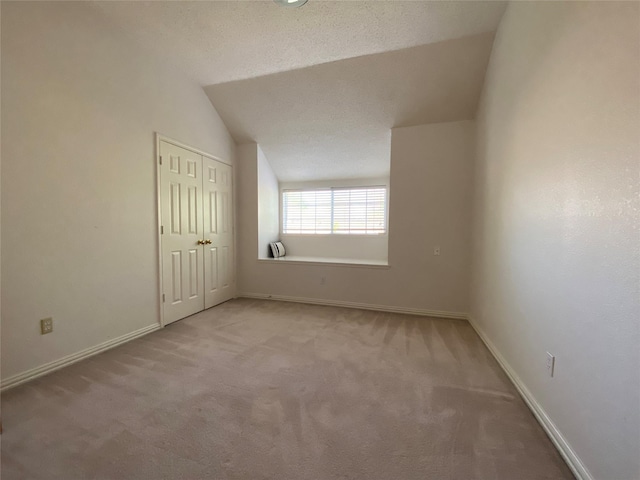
xmin=274 ymin=0 xmax=309 ymax=8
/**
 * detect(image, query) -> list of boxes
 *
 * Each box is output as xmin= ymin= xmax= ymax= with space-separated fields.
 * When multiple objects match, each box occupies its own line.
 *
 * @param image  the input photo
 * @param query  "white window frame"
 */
xmin=281 ymin=185 xmax=388 ymax=236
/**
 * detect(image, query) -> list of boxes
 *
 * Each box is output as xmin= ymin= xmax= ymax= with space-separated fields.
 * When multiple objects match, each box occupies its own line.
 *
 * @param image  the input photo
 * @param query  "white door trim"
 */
xmin=155 ymin=133 xmax=232 ymax=327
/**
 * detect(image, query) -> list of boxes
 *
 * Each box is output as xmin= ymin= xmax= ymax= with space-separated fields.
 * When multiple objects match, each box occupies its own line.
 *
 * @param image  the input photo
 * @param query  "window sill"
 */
xmin=257 ymin=256 xmax=390 ymax=269
xmin=281 ymin=233 xmax=388 ymax=237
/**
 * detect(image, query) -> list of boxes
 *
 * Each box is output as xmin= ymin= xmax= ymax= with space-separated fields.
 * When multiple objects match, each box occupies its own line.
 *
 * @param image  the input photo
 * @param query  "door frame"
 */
xmin=155 ymin=133 xmax=234 ymax=327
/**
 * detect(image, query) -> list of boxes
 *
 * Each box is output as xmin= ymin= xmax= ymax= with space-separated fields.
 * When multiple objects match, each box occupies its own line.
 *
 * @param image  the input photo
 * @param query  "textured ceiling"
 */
xmin=92 ymin=1 xmax=507 ymax=85
xmin=206 ymin=32 xmax=495 ymax=181
xmin=90 ymin=1 xmax=506 ymax=181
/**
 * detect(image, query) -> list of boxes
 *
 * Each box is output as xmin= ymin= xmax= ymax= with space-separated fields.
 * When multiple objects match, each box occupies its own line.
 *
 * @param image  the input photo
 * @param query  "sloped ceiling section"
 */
xmin=205 ymin=33 xmax=495 ymax=182
xmin=92 ymin=1 xmax=506 ymax=85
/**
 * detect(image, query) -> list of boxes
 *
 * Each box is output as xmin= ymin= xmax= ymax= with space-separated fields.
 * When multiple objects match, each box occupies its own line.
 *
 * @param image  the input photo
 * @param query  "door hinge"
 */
xmin=162 ymin=294 xmax=165 ymax=303
xmin=160 ymin=225 xmax=164 ymax=234
xmin=159 ymin=155 xmax=163 ymax=165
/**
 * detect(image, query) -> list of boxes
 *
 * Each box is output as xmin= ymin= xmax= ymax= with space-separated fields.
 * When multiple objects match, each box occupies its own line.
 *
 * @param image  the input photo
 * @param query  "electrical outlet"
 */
xmin=546 ymin=352 xmax=555 ymax=377
xmin=40 ymin=317 xmax=53 ymax=335
xmin=433 ymin=246 xmax=441 ymax=256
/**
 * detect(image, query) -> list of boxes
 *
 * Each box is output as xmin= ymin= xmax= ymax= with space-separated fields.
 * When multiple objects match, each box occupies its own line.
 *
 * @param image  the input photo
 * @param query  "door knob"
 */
xmin=197 ymin=240 xmax=205 ymax=245
xmin=204 ymin=239 xmax=212 ymax=245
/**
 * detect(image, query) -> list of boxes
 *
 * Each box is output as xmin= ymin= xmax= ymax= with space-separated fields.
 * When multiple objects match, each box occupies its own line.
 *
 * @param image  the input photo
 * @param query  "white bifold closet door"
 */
xmin=159 ymin=140 xmax=233 ymax=325
xmin=202 ymin=155 xmax=233 ymax=310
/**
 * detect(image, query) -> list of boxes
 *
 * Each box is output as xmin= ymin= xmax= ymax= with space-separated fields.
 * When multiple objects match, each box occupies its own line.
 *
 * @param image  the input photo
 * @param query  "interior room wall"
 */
xmin=237 ymin=144 xmax=258 ymax=288
xmin=470 ymin=3 xmax=640 ymax=479
xmin=257 ymin=146 xmax=280 ymax=259
xmin=279 ymin=235 xmax=388 ymax=262
xmin=0 ymin=0 xmax=3 ymax=398
xmin=1 ymin=2 xmax=235 ymax=382
xmin=237 ymin=121 xmax=474 ymax=316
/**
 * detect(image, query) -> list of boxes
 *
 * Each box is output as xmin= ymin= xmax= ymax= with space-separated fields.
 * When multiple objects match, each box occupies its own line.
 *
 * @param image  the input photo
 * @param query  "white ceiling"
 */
xmin=91 ymin=0 xmax=506 ymax=181
xmin=93 ymin=1 xmax=506 ymax=85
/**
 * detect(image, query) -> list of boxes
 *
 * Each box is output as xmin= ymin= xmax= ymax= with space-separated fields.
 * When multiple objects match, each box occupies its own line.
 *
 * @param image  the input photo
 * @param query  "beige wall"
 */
xmin=237 ymin=144 xmax=260 ymax=284
xmin=0 ymin=0 xmax=2 ymax=399
xmin=1 ymin=2 xmax=235 ymax=380
xmin=280 ymin=235 xmax=388 ymax=262
xmin=237 ymin=121 xmax=474 ymax=315
xmin=257 ymin=146 xmax=280 ymax=259
xmin=471 ymin=2 xmax=640 ymax=479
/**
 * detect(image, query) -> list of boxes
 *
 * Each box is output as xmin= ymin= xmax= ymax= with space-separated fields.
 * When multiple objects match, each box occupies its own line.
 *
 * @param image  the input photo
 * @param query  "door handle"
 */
xmin=197 ymin=240 xmax=205 ymax=245
xmin=204 ymin=239 xmax=212 ymax=245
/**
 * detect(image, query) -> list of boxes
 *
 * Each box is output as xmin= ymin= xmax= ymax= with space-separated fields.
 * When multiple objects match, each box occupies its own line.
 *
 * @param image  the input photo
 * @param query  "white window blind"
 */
xmin=282 ymin=187 xmax=387 ymax=235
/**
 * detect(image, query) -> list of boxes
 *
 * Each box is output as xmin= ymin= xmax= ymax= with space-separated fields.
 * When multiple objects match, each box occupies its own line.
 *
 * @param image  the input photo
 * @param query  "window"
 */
xmin=282 ymin=186 xmax=387 ymax=235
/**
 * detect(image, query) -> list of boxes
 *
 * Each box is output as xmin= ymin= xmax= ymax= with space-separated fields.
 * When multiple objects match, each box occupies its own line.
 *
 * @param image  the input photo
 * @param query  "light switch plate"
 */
xmin=546 ymin=352 xmax=555 ymax=377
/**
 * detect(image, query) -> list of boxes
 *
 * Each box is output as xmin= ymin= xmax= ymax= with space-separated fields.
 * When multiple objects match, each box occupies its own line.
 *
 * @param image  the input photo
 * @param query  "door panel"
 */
xmin=171 ymin=251 xmax=182 ymax=303
xmin=188 ymin=248 xmax=200 ymax=298
xmin=203 ymin=157 xmax=233 ymax=309
xmin=221 ymin=246 xmax=229 ymax=288
xmin=208 ymin=246 xmax=218 ymax=293
xmin=208 ymin=191 xmax=218 ymax=234
xmin=160 ymin=141 xmax=205 ymax=324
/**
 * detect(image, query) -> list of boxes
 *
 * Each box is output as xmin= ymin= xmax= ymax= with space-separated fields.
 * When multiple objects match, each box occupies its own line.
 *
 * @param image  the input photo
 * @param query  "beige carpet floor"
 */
xmin=1 ymin=298 xmax=573 ymax=480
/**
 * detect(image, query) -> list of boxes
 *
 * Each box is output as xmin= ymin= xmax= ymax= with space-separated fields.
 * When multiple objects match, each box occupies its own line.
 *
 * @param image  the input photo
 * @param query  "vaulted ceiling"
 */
xmin=205 ymin=33 xmax=495 ymax=181
xmin=92 ymin=1 xmax=507 ymax=181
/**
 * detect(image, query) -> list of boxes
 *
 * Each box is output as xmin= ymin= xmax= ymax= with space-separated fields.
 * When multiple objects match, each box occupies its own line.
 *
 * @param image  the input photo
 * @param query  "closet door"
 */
xmin=159 ymin=141 xmax=205 ymax=324
xmin=203 ymin=157 xmax=234 ymax=308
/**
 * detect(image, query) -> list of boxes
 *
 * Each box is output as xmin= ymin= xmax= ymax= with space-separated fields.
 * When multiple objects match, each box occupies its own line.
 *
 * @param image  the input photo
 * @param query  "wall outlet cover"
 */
xmin=40 ymin=317 xmax=53 ymax=335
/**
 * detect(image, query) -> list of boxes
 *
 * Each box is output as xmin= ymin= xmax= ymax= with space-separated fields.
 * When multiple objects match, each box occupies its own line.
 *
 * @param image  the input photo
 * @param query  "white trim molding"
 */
xmin=1 ymin=324 xmax=161 ymax=392
xmin=238 ymin=292 xmax=468 ymax=320
xmin=257 ymin=258 xmax=390 ymax=269
xmin=467 ymin=316 xmax=593 ymax=480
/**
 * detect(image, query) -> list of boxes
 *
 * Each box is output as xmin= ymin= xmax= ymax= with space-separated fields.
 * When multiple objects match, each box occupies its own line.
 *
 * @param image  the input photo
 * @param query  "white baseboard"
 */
xmin=1 ymin=323 xmax=162 ymax=392
xmin=238 ymin=292 xmax=468 ymax=320
xmin=467 ymin=316 xmax=592 ymax=480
